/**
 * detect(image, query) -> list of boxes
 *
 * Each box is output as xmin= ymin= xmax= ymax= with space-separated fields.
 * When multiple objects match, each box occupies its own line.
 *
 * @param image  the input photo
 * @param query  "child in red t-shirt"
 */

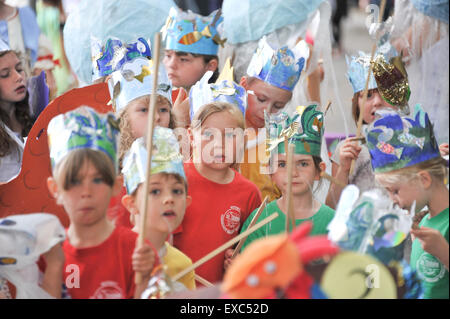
xmin=46 ymin=106 xmax=155 ymax=299
xmin=173 ymin=101 xmax=262 ymax=284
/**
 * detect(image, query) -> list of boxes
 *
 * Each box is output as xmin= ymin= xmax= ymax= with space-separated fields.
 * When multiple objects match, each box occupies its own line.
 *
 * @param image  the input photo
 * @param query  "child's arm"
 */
xmin=132 ymin=241 xmax=156 ymax=299
xmin=40 ymin=243 xmax=65 ymax=298
xmin=411 ymin=227 xmax=449 ymax=271
xmin=172 ymin=88 xmax=191 ymax=128
xmin=325 ymin=138 xmax=362 ymax=209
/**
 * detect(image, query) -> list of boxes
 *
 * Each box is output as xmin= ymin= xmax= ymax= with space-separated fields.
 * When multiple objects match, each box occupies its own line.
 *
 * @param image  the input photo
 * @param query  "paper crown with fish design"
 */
xmin=189 ymin=58 xmax=247 ymax=120
xmin=246 ymin=36 xmax=309 ymax=92
xmin=366 ymin=104 xmax=441 ymax=173
xmin=265 ymin=104 xmax=324 ymax=158
xmin=122 ymin=127 xmax=186 ymax=195
xmin=161 ymin=6 xmax=225 ymax=56
xmin=47 ymin=106 xmax=120 ymax=170
xmin=91 ymin=36 xmax=152 ymax=82
xmin=107 ymin=57 xmax=172 ymax=114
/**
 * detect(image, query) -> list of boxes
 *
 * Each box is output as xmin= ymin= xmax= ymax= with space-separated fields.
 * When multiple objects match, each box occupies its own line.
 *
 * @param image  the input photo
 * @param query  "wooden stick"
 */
xmin=194 ymin=274 xmax=214 ymax=287
xmin=231 ymin=196 xmax=269 ymax=258
xmin=171 ymin=212 xmax=279 ymax=282
xmin=135 ymin=32 xmax=162 ymax=285
xmin=320 ymin=171 xmax=347 ymax=189
xmin=350 ymin=0 xmax=387 ymax=175
xmin=286 ymin=143 xmax=295 ymax=233
xmin=324 ymin=100 xmax=332 ymax=115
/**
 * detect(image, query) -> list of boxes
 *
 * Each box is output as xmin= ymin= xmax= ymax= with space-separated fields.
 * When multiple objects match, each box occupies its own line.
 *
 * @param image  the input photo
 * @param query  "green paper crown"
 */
xmin=47 ymin=106 xmax=119 ymax=170
xmin=265 ymin=104 xmax=324 ymax=157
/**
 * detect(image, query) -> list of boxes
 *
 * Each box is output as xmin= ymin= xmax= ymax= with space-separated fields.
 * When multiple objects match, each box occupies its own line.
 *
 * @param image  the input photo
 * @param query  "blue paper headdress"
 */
xmin=122 ymin=127 xmax=186 ymax=195
xmin=161 ymin=6 xmax=225 ymax=56
xmin=246 ymin=36 xmax=309 ymax=92
xmin=346 ymin=41 xmax=399 ymax=95
xmin=366 ymin=104 xmax=441 ymax=173
xmin=0 ymin=38 xmax=10 ymax=52
xmin=47 ymin=106 xmax=120 ymax=171
xmin=189 ymin=58 xmax=246 ymax=120
xmin=91 ymin=37 xmax=152 ymax=81
xmin=107 ymin=58 xmax=172 ymax=114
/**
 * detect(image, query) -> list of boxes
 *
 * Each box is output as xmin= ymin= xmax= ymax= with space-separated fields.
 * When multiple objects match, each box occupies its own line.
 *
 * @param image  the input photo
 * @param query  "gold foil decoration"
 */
xmin=371 ymin=54 xmax=410 ymax=111
xmin=266 ymin=122 xmax=299 ymax=153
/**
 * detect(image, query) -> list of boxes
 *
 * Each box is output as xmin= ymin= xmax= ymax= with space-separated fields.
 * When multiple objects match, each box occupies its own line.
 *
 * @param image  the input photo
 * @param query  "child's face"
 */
xmin=241 ymin=77 xmax=292 ymax=129
xmin=127 ymin=97 xmax=171 ymax=138
xmin=0 ymin=52 xmax=27 ymax=102
xmin=134 ymin=174 xmax=190 ymax=234
xmin=51 ymin=160 xmax=118 ymax=227
xmin=359 ymin=89 xmax=395 ymax=124
xmin=380 ymin=179 xmax=426 ymax=213
xmin=271 ymin=154 xmax=321 ymax=196
xmin=193 ymin=111 xmax=241 ymax=171
xmin=163 ymin=50 xmax=213 ymax=88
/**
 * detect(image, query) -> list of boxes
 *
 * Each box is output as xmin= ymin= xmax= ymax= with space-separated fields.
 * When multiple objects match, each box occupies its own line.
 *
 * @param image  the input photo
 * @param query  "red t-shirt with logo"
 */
xmin=62 ymin=226 xmax=137 ymax=299
xmin=173 ymin=162 xmax=262 ymax=284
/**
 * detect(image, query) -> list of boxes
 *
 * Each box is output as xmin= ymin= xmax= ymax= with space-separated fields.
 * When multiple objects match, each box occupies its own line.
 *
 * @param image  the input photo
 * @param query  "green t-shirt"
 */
xmin=410 ymin=208 xmax=449 ymax=299
xmin=240 ymin=200 xmax=335 ymax=252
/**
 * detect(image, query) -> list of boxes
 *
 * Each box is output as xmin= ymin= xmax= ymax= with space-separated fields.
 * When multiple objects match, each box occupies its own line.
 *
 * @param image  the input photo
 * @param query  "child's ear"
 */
xmin=121 ymin=194 xmax=139 ymax=215
xmin=418 ymin=170 xmax=433 ymax=189
xmin=47 ymin=177 xmax=59 ymax=199
xmin=206 ymin=58 xmax=218 ymax=72
xmin=112 ymin=175 xmax=123 ymax=197
xmin=240 ymin=76 xmax=248 ymax=89
xmin=185 ymin=195 xmax=192 ymax=208
xmin=316 ymin=162 xmax=327 ymax=181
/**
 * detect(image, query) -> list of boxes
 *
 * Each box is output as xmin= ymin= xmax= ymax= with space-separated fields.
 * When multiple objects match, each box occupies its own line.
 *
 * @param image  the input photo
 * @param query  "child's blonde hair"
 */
xmin=53 ymin=148 xmax=116 ymax=192
xmin=375 ymin=157 xmax=448 ymax=186
xmin=191 ymin=101 xmax=245 ymax=170
xmin=118 ymin=94 xmax=173 ymax=169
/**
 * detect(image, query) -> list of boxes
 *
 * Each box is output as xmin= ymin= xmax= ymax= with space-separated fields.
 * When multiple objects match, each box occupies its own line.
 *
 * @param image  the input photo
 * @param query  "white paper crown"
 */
xmin=108 ymin=58 xmax=172 ymax=114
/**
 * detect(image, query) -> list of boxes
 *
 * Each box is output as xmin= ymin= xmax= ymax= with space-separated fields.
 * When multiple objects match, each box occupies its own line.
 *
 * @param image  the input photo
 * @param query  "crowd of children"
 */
xmin=0 ymin=0 xmax=448 ymax=299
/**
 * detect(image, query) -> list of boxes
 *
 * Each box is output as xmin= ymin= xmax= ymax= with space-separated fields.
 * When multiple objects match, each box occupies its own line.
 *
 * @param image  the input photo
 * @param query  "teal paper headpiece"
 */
xmin=91 ymin=36 xmax=152 ymax=82
xmin=189 ymin=59 xmax=246 ymax=120
xmin=246 ymin=36 xmax=309 ymax=92
xmin=122 ymin=127 xmax=186 ymax=195
xmin=47 ymin=106 xmax=119 ymax=170
xmin=366 ymin=104 xmax=441 ymax=173
xmin=161 ymin=7 xmax=225 ymax=56
xmin=107 ymin=58 xmax=172 ymax=114
xmin=266 ymin=104 xmax=324 ymax=158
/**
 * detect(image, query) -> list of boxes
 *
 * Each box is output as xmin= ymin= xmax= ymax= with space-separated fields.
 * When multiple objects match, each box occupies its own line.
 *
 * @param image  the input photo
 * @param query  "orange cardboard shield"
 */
xmin=0 ymin=83 xmax=112 ymax=227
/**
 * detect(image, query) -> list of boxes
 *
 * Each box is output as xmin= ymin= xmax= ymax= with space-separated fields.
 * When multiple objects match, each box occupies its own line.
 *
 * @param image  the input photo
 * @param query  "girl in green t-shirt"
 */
xmin=224 ymin=104 xmax=336 ymax=269
xmin=367 ymin=106 xmax=449 ymax=299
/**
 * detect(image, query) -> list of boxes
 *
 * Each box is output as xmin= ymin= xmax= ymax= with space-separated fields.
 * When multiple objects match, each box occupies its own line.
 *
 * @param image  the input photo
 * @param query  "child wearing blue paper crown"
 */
xmin=326 ymin=44 xmax=408 ymax=209
xmin=239 ymin=36 xmax=311 ymax=203
xmin=46 ymin=106 xmax=155 ymax=299
xmin=161 ymin=7 xmax=224 ymax=90
xmin=121 ymin=127 xmax=196 ymax=293
xmin=173 ymin=87 xmax=261 ymax=283
xmin=367 ymin=105 xmax=449 ymax=299
xmin=225 ymin=105 xmax=334 ymax=267
xmin=104 ymin=38 xmax=174 ymax=228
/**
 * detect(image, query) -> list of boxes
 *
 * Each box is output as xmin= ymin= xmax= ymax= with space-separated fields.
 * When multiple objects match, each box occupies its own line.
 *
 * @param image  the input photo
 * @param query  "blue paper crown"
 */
xmin=346 ymin=42 xmax=398 ymax=94
xmin=47 ymin=106 xmax=120 ymax=171
xmin=246 ymin=36 xmax=309 ymax=92
xmin=122 ymin=127 xmax=186 ymax=195
xmin=161 ymin=7 xmax=225 ymax=56
xmin=0 ymin=37 xmax=10 ymax=52
xmin=189 ymin=59 xmax=246 ymax=120
xmin=108 ymin=58 xmax=172 ymax=114
xmin=91 ymin=37 xmax=152 ymax=81
xmin=366 ymin=104 xmax=441 ymax=173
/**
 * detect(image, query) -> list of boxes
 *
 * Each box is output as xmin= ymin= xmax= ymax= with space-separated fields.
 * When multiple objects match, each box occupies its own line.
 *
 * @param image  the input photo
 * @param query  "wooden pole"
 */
xmin=194 ymin=274 xmax=214 ymax=287
xmin=285 ymin=143 xmax=295 ymax=233
xmin=349 ymin=0 xmax=387 ymax=175
xmin=231 ymin=196 xmax=269 ymax=258
xmin=135 ymin=32 xmax=161 ymax=285
xmin=171 ymin=212 xmax=279 ymax=282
